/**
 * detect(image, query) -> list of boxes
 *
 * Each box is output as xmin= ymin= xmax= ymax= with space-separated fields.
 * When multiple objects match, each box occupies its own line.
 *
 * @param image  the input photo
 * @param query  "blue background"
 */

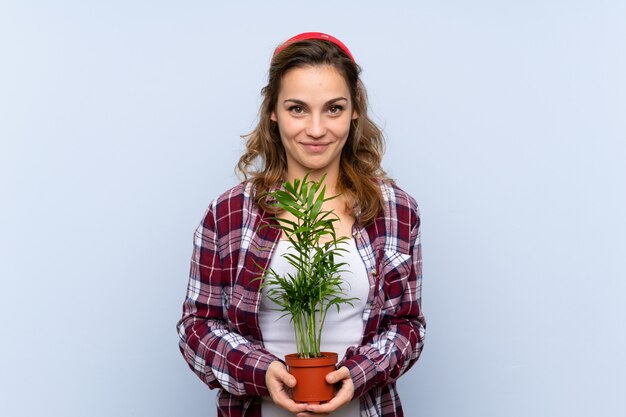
xmin=1 ymin=1 xmax=625 ymax=416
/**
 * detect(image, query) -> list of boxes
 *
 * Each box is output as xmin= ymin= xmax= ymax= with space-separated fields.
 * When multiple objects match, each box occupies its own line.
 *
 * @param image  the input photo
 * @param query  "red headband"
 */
xmin=273 ymin=32 xmax=356 ymax=62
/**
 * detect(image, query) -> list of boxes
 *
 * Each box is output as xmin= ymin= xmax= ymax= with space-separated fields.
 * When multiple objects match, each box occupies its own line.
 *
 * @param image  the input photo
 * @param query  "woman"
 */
xmin=177 ymin=32 xmax=426 ymax=417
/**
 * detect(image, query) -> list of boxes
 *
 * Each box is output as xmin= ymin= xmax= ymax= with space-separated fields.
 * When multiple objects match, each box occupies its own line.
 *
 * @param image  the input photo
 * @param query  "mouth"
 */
xmin=300 ymin=142 xmax=330 ymax=153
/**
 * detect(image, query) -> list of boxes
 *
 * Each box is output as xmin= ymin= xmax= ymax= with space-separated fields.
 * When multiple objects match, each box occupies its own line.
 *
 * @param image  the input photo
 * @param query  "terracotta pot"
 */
xmin=284 ymin=352 xmax=338 ymax=404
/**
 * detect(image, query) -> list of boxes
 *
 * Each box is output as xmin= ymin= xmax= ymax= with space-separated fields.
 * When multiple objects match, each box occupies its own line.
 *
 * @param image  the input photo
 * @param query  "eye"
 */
xmin=328 ymin=105 xmax=344 ymax=114
xmin=288 ymin=105 xmax=305 ymax=114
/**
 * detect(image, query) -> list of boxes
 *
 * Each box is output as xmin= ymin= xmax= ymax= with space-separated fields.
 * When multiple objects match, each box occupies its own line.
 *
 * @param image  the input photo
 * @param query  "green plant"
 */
xmin=255 ymin=172 xmax=357 ymax=359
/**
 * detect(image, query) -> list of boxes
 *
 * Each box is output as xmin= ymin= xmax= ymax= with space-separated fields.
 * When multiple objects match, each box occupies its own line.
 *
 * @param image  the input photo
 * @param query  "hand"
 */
xmin=265 ymin=361 xmax=308 ymax=414
xmin=296 ymin=366 xmax=355 ymax=417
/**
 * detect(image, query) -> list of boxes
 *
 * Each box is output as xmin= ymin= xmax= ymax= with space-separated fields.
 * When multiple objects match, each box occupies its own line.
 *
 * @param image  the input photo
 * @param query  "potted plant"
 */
xmin=255 ymin=172 xmax=357 ymax=404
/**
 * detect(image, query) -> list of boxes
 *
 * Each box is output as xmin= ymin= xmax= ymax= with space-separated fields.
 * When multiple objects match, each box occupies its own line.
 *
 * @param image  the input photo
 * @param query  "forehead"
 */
xmin=278 ymin=65 xmax=350 ymax=101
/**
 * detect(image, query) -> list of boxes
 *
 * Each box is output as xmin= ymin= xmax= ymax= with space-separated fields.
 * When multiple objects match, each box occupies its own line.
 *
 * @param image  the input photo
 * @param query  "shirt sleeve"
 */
xmin=176 ymin=200 xmax=279 ymax=398
xmin=339 ymin=204 xmax=426 ymax=399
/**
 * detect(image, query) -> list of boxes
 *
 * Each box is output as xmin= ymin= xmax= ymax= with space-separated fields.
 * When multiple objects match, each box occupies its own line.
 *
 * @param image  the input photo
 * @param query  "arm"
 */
xmin=338 ymin=205 xmax=426 ymax=399
xmin=176 ymin=200 xmax=278 ymax=398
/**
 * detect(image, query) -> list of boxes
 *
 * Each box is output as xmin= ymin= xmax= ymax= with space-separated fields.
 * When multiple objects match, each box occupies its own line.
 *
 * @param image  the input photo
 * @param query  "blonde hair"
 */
xmin=236 ymin=39 xmax=395 ymax=226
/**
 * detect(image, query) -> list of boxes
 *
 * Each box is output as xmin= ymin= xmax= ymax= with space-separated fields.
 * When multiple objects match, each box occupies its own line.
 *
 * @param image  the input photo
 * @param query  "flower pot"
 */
xmin=285 ymin=352 xmax=338 ymax=404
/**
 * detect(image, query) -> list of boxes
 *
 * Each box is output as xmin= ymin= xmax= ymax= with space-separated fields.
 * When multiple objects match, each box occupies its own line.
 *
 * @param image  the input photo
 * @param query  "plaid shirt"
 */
xmin=177 ymin=178 xmax=425 ymax=417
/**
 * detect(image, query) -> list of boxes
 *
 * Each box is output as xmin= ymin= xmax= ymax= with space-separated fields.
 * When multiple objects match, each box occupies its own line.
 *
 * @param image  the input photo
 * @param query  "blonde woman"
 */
xmin=177 ymin=32 xmax=425 ymax=417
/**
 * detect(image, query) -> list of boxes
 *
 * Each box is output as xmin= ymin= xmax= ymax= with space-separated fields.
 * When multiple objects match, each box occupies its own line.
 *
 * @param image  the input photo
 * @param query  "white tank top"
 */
xmin=258 ymin=238 xmax=368 ymax=417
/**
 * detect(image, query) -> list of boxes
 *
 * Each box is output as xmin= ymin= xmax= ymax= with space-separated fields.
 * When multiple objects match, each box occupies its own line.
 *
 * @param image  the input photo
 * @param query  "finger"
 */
xmin=305 ymin=403 xmax=337 ymax=414
xmin=325 ymin=366 xmax=350 ymax=384
xmin=267 ymin=361 xmax=297 ymax=387
xmin=281 ymin=372 xmax=297 ymax=388
xmin=334 ymin=377 xmax=354 ymax=396
xmin=267 ymin=382 xmax=306 ymax=413
xmin=297 ymin=412 xmax=330 ymax=417
xmin=266 ymin=376 xmax=287 ymax=397
xmin=267 ymin=368 xmax=296 ymax=393
xmin=274 ymin=398 xmax=308 ymax=414
xmin=268 ymin=381 xmax=297 ymax=405
xmin=267 ymin=378 xmax=300 ymax=412
xmin=275 ymin=367 xmax=297 ymax=388
xmin=305 ymin=396 xmax=346 ymax=414
xmin=305 ymin=381 xmax=354 ymax=414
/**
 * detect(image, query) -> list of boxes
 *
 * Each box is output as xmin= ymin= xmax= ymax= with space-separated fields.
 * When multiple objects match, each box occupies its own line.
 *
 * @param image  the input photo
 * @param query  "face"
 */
xmin=270 ymin=65 xmax=358 ymax=181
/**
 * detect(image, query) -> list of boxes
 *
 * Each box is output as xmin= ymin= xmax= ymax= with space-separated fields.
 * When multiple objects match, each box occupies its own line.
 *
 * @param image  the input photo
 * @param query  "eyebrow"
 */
xmin=283 ymin=97 xmax=348 ymax=105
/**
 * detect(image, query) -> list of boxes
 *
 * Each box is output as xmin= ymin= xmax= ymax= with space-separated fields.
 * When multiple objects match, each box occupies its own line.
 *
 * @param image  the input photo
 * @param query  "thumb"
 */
xmin=279 ymin=368 xmax=297 ymax=388
xmin=326 ymin=368 xmax=347 ymax=384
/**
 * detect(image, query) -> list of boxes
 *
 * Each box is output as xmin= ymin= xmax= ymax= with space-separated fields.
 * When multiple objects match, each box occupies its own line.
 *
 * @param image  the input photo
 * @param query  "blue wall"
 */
xmin=1 ymin=1 xmax=624 ymax=416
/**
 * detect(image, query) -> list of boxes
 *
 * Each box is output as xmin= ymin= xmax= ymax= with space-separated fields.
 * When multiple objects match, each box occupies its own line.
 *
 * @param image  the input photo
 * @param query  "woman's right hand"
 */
xmin=266 ymin=361 xmax=309 ymax=414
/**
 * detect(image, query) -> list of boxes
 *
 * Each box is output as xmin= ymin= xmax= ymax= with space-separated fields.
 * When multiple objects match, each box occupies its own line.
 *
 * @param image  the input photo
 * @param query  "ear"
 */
xmin=270 ymin=111 xmax=277 ymax=122
xmin=351 ymin=109 xmax=359 ymax=120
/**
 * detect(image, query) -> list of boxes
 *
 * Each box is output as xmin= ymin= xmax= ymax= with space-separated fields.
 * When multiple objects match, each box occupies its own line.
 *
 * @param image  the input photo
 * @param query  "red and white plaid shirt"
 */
xmin=177 ymin=178 xmax=425 ymax=417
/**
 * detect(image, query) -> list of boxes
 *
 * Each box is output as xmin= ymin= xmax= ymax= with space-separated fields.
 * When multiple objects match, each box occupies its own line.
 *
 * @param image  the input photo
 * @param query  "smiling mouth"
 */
xmin=301 ymin=143 xmax=330 ymax=153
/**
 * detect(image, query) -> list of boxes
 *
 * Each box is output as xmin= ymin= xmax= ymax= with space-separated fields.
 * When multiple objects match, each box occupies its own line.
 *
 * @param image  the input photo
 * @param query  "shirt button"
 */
xmin=354 ymin=231 xmax=361 ymax=238
xmin=370 ymin=269 xmax=376 ymax=275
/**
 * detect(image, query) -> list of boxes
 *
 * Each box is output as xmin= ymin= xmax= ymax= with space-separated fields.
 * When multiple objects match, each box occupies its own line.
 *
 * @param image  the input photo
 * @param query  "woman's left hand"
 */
xmin=296 ymin=366 xmax=355 ymax=416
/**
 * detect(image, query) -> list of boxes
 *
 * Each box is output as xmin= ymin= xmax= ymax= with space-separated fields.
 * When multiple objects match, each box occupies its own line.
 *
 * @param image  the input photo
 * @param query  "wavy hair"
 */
xmin=236 ymin=38 xmax=394 ymax=226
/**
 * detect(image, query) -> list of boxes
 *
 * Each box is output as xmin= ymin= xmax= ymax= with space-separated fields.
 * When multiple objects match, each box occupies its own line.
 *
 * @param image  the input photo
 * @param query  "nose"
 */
xmin=305 ymin=114 xmax=327 ymax=138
